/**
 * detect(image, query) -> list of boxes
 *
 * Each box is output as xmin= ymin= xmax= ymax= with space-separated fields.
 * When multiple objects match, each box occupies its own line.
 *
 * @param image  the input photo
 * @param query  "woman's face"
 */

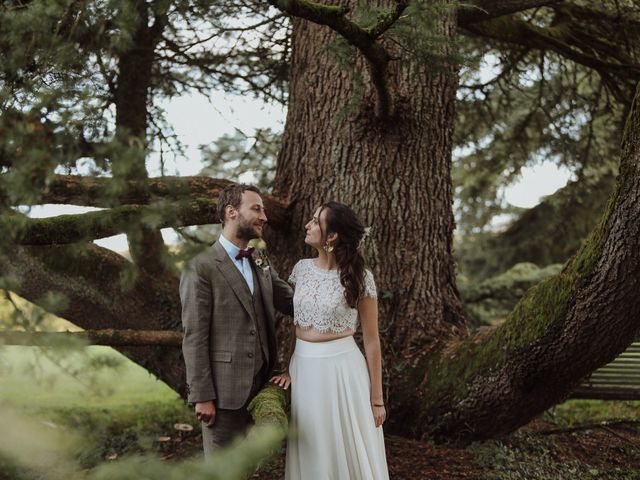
xmin=304 ymin=207 xmax=325 ymax=248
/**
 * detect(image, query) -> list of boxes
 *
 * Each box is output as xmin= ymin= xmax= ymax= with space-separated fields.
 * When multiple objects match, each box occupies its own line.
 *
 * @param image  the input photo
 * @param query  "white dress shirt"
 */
xmin=218 ymin=234 xmax=254 ymax=294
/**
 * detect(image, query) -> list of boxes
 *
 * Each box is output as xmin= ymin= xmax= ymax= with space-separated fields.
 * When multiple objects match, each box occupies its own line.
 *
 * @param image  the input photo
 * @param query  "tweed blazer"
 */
xmin=180 ymin=241 xmax=293 ymax=409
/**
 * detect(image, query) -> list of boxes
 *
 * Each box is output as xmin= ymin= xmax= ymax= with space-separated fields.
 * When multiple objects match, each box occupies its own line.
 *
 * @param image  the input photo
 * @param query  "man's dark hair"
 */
xmin=217 ymin=184 xmax=261 ymax=226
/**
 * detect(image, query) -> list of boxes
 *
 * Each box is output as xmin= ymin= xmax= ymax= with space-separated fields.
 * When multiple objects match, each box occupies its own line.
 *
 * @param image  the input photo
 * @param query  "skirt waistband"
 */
xmin=294 ymin=336 xmax=358 ymax=358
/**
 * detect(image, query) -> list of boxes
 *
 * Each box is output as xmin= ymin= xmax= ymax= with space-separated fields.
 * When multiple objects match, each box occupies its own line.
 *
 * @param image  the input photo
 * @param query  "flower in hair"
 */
xmin=358 ymin=226 xmax=372 ymax=250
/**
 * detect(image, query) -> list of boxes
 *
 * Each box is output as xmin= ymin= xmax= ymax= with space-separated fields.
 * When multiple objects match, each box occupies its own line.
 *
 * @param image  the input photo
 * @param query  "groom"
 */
xmin=180 ymin=183 xmax=293 ymax=457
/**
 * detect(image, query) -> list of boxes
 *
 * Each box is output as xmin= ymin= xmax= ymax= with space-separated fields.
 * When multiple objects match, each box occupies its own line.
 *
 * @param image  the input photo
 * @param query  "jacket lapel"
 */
xmin=250 ymin=259 xmax=276 ymax=364
xmin=252 ymin=258 xmax=274 ymax=323
xmin=213 ymin=241 xmax=255 ymax=320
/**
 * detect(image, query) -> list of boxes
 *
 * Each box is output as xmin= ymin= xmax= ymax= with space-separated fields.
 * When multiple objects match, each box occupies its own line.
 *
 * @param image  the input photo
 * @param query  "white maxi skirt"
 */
xmin=285 ymin=336 xmax=389 ymax=480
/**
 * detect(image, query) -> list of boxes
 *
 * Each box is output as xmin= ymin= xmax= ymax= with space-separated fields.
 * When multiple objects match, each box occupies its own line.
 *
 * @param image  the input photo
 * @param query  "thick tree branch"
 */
xmin=0 ymin=329 xmax=182 ymax=346
xmin=247 ymin=384 xmax=289 ymax=431
xmin=2 ymin=174 xmax=290 ymax=237
xmin=457 ymin=1 xmax=563 ymax=26
xmin=268 ymin=0 xmax=399 ymax=119
xmin=41 ymin=175 xmax=233 ymax=206
xmin=462 ymin=14 xmax=640 ymax=102
xmin=395 ymin=83 xmax=640 ymax=445
xmin=0 ymin=243 xmax=187 ymax=397
xmin=9 ymin=199 xmax=219 ymax=245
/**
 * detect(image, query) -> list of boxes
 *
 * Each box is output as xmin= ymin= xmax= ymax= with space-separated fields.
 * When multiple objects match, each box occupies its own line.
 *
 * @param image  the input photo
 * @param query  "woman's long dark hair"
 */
xmin=318 ymin=201 xmax=366 ymax=308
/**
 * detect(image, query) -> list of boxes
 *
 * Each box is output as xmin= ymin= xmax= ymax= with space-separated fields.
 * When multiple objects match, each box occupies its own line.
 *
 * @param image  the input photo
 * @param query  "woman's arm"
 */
xmin=270 ymin=266 xmax=297 ymax=390
xmin=359 ymin=296 xmax=386 ymax=427
xmin=270 ymin=319 xmax=296 ymax=390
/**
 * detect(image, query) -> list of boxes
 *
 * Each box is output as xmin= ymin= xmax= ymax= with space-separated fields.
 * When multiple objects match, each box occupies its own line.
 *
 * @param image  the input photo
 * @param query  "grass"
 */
xmin=548 ymin=398 xmax=640 ymax=426
xmin=2 ymin=341 xmax=640 ymax=479
xmin=0 ymin=346 xmax=179 ymax=408
xmin=0 ymin=345 xmax=196 ymax=470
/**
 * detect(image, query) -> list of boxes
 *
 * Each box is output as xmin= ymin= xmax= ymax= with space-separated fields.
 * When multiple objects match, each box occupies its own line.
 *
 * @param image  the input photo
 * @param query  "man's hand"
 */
xmin=195 ymin=400 xmax=216 ymax=427
xmin=269 ymin=372 xmax=291 ymax=390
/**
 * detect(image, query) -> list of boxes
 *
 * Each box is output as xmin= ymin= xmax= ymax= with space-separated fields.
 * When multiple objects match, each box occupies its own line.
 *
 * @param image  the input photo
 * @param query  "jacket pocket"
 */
xmin=212 ymin=351 xmax=232 ymax=363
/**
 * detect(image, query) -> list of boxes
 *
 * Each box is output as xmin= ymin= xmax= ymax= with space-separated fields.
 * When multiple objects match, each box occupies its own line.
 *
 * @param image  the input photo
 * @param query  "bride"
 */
xmin=270 ymin=201 xmax=389 ymax=480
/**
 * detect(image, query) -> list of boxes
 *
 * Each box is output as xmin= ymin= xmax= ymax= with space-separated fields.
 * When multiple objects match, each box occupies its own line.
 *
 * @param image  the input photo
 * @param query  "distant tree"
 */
xmin=458 ymin=262 xmax=563 ymax=327
xmin=200 ymin=127 xmax=280 ymax=190
xmin=456 ymin=172 xmax=617 ymax=279
xmin=2 ymin=1 xmax=640 ymax=445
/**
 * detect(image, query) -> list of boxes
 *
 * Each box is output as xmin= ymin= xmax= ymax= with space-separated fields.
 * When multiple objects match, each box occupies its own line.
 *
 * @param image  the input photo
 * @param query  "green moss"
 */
xmin=417 ymin=177 xmax=623 ymax=408
xmin=247 ymin=385 xmax=288 ymax=432
xmin=621 ymin=83 xmax=640 ymax=155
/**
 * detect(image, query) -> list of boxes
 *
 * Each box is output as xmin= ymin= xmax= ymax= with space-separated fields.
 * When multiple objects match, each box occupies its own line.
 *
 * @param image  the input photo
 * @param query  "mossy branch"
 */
xmin=8 ymin=199 xmax=220 ymax=245
xmin=47 ymin=175 xmax=289 ymax=227
xmin=368 ymin=1 xmax=410 ymax=39
xmin=394 ymin=82 xmax=640 ymax=445
xmin=461 ymin=8 xmax=640 ymax=101
xmin=268 ymin=0 xmax=397 ymax=119
xmin=43 ymin=175 xmax=234 ymax=208
xmin=247 ymin=384 xmax=289 ymax=431
xmin=0 ymin=329 xmax=182 ymax=346
xmin=2 ymin=174 xmax=290 ymax=234
xmin=457 ymin=0 xmax=563 ymax=26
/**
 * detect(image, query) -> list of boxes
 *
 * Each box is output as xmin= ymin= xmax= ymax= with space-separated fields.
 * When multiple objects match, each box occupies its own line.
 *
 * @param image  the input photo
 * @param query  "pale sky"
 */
xmin=27 ymin=92 xmax=572 ymax=253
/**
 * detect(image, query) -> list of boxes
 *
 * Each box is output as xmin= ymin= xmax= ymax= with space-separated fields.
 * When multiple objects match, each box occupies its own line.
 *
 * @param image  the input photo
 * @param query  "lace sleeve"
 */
xmin=362 ymin=269 xmax=377 ymax=299
xmin=288 ymin=261 xmax=299 ymax=286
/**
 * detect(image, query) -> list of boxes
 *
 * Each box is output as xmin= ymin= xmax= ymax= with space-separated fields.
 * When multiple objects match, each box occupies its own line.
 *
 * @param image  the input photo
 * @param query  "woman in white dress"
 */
xmin=270 ymin=201 xmax=389 ymax=480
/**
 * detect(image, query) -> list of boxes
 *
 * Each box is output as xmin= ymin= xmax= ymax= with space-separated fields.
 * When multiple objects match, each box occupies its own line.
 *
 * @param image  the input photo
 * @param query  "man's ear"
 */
xmin=226 ymin=205 xmax=237 ymax=221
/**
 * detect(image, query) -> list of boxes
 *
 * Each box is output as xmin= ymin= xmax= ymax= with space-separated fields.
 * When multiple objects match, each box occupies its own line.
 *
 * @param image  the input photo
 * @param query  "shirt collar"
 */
xmin=219 ymin=234 xmax=243 ymax=261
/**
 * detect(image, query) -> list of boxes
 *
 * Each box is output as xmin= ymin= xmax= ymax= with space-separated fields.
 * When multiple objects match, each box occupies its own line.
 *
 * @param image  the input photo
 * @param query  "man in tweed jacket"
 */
xmin=180 ymin=183 xmax=293 ymax=456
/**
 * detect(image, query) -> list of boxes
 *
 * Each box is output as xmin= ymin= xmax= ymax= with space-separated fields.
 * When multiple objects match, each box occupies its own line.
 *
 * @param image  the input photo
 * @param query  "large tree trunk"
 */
xmin=268 ymin=3 xmax=468 ymax=415
xmin=395 ymin=83 xmax=640 ymax=444
xmin=265 ymin=0 xmax=640 ymax=442
xmin=4 ymin=0 xmax=640 ymax=448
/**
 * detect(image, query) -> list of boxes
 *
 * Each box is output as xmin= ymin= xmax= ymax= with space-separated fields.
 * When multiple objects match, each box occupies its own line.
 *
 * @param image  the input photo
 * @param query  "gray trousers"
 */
xmin=201 ymin=370 xmax=265 ymax=458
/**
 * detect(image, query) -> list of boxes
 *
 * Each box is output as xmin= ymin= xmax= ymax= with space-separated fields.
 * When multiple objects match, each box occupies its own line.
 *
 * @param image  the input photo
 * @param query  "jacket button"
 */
xmin=248 ymin=352 xmax=254 ymax=358
xmin=250 ymin=329 xmax=256 ymax=336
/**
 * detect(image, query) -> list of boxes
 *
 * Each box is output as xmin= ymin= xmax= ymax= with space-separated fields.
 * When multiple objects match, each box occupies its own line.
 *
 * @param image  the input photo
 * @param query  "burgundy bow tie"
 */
xmin=235 ymin=247 xmax=255 ymax=260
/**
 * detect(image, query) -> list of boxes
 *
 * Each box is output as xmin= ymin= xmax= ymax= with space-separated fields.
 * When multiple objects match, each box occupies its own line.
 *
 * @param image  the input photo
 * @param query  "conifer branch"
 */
xmin=8 ymin=200 xmax=218 ymax=245
xmin=462 ymin=14 xmax=640 ymax=102
xmin=0 ymin=329 xmax=182 ymax=347
xmin=457 ymin=1 xmax=562 ymax=26
xmin=368 ymin=1 xmax=410 ymax=39
xmin=37 ymin=175 xmax=289 ymax=224
xmin=268 ymin=0 xmax=398 ymax=119
xmin=2 ymin=175 xmax=290 ymax=244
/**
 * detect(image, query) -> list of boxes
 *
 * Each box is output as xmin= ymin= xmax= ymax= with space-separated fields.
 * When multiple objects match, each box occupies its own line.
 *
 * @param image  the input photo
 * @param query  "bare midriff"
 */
xmin=295 ymin=325 xmax=355 ymax=342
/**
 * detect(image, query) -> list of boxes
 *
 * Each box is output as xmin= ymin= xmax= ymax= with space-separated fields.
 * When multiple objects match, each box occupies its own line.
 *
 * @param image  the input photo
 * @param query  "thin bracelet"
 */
xmin=372 ymin=402 xmax=385 ymax=407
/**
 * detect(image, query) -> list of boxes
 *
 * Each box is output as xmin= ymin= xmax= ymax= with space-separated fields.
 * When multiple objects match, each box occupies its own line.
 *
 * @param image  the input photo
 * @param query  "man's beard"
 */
xmin=236 ymin=215 xmax=261 ymax=241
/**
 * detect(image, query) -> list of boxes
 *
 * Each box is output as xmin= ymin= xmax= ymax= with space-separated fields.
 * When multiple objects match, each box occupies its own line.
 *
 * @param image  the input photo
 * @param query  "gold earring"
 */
xmin=323 ymin=242 xmax=334 ymax=253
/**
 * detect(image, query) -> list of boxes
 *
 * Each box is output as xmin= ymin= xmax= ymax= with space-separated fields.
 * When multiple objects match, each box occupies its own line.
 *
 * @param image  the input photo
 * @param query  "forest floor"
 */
xmin=158 ymin=416 xmax=640 ymax=479
xmin=3 ymin=346 xmax=640 ymax=479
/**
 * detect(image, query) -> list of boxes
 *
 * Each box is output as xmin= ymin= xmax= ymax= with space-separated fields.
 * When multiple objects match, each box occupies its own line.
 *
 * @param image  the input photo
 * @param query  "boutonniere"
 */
xmin=248 ymin=238 xmax=270 ymax=272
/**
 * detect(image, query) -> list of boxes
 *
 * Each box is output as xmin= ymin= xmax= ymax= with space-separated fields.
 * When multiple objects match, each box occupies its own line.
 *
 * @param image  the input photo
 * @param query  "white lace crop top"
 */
xmin=288 ymin=259 xmax=377 ymax=334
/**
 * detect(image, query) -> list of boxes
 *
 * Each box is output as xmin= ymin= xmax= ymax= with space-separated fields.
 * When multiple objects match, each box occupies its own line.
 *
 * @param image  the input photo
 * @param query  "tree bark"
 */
xmin=4 ymin=0 xmax=640 ymax=448
xmin=0 ymin=329 xmax=182 ymax=347
xmin=267 ymin=1 xmax=468 ymax=425
xmin=395 ymin=83 xmax=640 ymax=444
xmin=0 ymin=244 xmax=187 ymax=398
xmin=112 ymin=0 xmax=169 ymax=275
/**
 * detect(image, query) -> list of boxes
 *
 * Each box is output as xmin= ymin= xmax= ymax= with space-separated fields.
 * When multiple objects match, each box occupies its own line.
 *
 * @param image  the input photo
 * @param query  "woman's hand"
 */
xmin=372 ymin=404 xmax=386 ymax=427
xmin=269 ymin=372 xmax=292 ymax=390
